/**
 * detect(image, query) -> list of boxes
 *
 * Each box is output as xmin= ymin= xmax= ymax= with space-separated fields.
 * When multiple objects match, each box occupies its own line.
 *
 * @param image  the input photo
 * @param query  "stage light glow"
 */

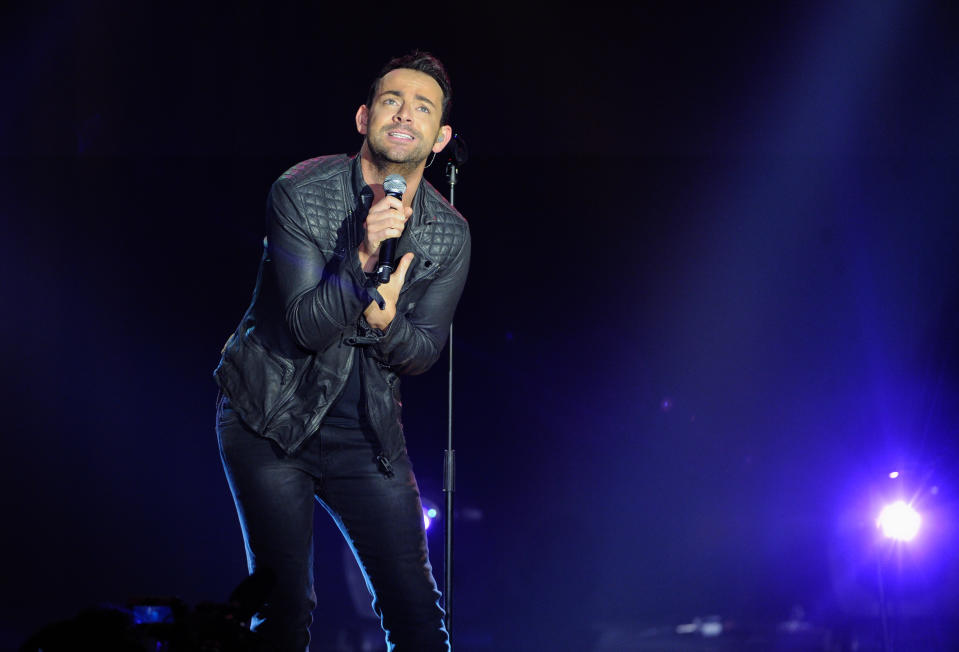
xmin=877 ymin=500 xmax=920 ymax=541
xmin=420 ymin=498 xmax=443 ymax=532
xmin=422 ymin=505 xmax=439 ymax=531
xmin=888 ymin=471 xmax=899 ymax=479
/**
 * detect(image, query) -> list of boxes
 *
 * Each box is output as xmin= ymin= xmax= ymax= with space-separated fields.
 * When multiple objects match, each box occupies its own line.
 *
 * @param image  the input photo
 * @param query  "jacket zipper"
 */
xmin=363 ymin=366 xmax=397 ymax=477
xmin=304 ymin=345 xmax=356 ymax=436
xmin=262 ymin=357 xmax=302 ymax=431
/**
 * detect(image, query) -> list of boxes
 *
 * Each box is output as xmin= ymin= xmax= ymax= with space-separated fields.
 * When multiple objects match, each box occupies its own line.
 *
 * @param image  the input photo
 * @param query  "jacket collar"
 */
xmin=350 ymin=154 xmax=372 ymax=211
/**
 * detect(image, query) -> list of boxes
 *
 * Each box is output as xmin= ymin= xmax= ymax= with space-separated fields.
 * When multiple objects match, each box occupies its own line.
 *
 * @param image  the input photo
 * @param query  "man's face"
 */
xmin=357 ymin=68 xmax=450 ymax=171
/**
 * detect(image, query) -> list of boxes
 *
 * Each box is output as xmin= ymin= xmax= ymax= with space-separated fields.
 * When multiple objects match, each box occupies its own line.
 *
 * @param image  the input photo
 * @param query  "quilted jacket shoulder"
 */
xmin=276 ymin=153 xmax=468 ymax=266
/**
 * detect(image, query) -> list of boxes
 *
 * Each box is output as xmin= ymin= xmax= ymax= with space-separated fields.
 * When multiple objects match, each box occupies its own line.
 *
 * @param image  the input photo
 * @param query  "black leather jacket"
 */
xmin=214 ymin=154 xmax=470 ymax=459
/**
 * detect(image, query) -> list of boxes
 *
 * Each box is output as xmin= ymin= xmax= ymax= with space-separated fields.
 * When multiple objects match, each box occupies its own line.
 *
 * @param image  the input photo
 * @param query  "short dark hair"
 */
xmin=366 ymin=50 xmax=453 ymax=125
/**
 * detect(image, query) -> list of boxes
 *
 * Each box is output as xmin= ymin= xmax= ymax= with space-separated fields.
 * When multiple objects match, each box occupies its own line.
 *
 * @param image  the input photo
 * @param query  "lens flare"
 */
xmin=876 ymin=500 xmax=920 ymax=541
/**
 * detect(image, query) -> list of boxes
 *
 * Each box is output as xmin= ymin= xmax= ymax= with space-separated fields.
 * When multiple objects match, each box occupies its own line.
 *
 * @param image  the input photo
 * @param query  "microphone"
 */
xmin=375 ymin=174 xmax=407 ymax=284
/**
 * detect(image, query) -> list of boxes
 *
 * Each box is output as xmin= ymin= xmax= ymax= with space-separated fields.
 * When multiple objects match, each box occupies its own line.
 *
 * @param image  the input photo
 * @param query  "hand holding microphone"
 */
xmin=373 ymin=174 xmax=408 ymax=283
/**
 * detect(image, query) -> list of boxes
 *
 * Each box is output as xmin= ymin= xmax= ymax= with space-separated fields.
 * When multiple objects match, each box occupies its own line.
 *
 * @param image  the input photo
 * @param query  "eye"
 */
xmin=417 ymin=105 xmax=431 ymax=113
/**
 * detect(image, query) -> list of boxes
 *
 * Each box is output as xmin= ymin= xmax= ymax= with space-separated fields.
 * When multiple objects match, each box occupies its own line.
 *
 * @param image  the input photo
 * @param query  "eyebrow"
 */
xmin=381 ymin=89 xmax=437 ymax=108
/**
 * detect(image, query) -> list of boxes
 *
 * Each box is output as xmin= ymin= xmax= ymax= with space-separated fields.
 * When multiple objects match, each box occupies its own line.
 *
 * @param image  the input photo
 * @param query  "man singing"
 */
xmin=214 ymin=50 xmax=469 ymax=651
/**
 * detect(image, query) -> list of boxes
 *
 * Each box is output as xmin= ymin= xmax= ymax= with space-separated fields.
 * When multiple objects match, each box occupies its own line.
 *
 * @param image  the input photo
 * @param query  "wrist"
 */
xmin=364 ymin=303 xmax=395 ymax=330
xmin=358 ymin=246 xmax=376 ymax=274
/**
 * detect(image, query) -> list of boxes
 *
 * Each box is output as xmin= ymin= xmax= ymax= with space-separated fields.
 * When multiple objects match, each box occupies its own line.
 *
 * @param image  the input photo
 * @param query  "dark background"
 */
xmin=3 ymin=1 xmax=959 ymax=650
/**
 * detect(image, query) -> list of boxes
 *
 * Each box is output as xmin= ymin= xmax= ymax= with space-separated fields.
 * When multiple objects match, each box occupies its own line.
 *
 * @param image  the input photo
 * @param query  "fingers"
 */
xmin=383 ymin=252 xmax=415 ymax=287
xmin=395 ymin=252 xmax=415 ymax=280
xmin=365 ymin=198 xmax=412 ymax=251
xmin=370 ymin=196 xmax=411 ymax=223
xmin=382 ymin=253 xmax=415 ymax=298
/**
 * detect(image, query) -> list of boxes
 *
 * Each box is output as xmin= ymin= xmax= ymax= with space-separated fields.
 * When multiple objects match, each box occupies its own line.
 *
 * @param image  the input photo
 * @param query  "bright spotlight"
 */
xmin=422 ymin=500 xmax=440 ymax=531
xmin=876 ymin=501 xmax=920 ymax=541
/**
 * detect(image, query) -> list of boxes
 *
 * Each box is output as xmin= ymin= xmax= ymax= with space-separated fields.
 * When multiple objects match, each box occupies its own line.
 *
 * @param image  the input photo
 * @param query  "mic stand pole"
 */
xmin=442 ymin=134 xmax=466 ymax=643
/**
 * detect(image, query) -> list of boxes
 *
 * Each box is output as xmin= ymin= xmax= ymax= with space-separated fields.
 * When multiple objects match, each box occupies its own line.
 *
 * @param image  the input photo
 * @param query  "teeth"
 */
xmin=389 ymin=132 xmax=413 ymax=140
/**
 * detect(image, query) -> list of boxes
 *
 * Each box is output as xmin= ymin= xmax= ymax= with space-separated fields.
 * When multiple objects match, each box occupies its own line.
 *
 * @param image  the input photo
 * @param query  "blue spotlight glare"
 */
xmin=422 ymin=499 xmax=440 ymax=531
xmin=876 ymin=500 xmax=920 ymax=542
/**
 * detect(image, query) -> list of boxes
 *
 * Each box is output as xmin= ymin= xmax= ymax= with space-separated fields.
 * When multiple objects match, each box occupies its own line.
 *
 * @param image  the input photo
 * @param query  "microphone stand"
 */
xmin=442 ymin=133 xmax=467 ymax=643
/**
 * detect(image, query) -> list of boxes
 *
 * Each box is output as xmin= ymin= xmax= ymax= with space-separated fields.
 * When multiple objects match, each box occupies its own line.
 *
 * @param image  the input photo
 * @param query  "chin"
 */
xmin=370 ymin=147 xmax=428 ymax=172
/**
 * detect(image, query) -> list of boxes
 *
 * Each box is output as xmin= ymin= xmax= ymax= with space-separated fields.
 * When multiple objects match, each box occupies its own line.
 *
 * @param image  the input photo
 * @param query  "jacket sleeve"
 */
xmin=366 ymin=230 xmax=471 ymax=375
xmin=267 ymin=176 xmax=372 ymax=352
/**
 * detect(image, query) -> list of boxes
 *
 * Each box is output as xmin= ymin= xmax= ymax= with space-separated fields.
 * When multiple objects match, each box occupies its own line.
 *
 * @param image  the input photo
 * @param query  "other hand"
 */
xmin=364 ymin=252 xmax=415 ymax=330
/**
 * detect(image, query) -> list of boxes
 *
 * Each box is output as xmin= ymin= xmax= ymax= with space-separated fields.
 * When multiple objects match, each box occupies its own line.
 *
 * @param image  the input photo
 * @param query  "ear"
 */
xmin=355 ymin=105 xmax=369 ymax=135
xmin=432 ymin=125 xmax=453 ymax=153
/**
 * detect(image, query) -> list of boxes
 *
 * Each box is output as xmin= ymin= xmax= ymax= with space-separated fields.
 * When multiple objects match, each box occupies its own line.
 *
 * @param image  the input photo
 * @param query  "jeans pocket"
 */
xmin=216 ymin=393 xmax=242 ymax=430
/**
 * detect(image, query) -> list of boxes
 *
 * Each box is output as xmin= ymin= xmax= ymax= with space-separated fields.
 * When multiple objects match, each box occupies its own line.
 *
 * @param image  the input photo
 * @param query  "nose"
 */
xmin=392 ymin=101 xmax=412 ymax=123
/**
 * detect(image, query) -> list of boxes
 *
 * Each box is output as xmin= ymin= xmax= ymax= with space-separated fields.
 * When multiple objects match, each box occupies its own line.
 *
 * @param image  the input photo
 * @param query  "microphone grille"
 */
xmin=383 ymin=174 xmax=407 ymax=195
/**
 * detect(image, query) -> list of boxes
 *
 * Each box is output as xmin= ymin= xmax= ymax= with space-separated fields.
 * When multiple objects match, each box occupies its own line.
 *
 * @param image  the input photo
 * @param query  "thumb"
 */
xmin=394 ymin=252 xmax=415 ymax=281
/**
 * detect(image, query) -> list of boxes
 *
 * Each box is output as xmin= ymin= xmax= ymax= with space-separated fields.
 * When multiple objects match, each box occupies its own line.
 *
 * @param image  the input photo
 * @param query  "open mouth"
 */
xmin=387 ymin=131 xmax=415 ymax=141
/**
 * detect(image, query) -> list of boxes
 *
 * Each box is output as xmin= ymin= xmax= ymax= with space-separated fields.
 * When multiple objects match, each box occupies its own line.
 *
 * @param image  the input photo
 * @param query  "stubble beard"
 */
xmin=365 ymin=132 xmax=432 ymax=178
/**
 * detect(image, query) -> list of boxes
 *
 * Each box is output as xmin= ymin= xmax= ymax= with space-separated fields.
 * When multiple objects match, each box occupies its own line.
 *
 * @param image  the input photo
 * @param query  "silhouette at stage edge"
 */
xmin=19 ymin=569 xmax=276 ymax=652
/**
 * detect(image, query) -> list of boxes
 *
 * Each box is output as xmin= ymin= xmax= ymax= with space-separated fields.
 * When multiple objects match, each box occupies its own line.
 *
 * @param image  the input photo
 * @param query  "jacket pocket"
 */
xmin=215 ymin=332 xmax=297 ymax=431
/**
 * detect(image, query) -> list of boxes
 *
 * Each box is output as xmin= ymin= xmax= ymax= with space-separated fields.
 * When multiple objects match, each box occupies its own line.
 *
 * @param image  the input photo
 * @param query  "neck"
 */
xmin=358 ymin=144 xmax=425 ymax=207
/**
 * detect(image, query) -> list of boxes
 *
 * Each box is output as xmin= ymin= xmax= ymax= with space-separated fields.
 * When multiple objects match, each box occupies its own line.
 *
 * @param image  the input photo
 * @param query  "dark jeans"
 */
xmin=216 ymin=395 xmax=449 ymax=652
